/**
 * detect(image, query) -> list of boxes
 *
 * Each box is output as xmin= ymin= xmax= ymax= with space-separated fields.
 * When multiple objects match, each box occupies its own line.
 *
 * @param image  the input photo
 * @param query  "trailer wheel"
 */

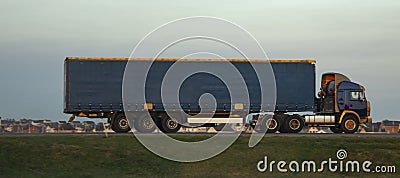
xmin=340 ymin=115 xmax=360 ymax=134
xmin=161 ymin=117 xmax=181 ymax=133
xmin=282 ymin=115 xmax=305 ymax=133
xmin=111 ymin=113 xmax=131 ymax=133
xmin=256 ymin=116 xmax=280 ymax=133
xmin=134 ymin=115 xmax=157 ymax=133
xmin=329 ymin=126 xmax=343 ymax=134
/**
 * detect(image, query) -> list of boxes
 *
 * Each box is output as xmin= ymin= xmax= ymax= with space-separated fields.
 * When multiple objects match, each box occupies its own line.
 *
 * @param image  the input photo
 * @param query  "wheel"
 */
xmin=161 ymin=116 xmax=181 ymax=133
xmin=134 ymin=115 xmax=157 ymax=133
xmin=111 ymin=113 xmax=131 ymax=133
xmin=330 ymin=126 xmax=343 ymax=134
xmin=278 ymin=115 xmax=290 ymax=133
xmin=255 ymin=116 xmax=280 ymax=133
xmin=340 ymin=115 xmax=360 ymax=134
xmin=282 ymin=115 xmax=305 ymax=133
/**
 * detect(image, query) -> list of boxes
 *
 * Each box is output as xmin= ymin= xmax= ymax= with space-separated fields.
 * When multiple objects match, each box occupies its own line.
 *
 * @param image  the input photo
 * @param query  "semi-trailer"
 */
xmin=64 ymin=57 xmax=372 ymax=134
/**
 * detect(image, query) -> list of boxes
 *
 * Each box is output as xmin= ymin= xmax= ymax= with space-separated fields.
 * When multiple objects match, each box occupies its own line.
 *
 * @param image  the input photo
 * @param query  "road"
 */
xmin=1 ymin=132 xmax=400 ymax=138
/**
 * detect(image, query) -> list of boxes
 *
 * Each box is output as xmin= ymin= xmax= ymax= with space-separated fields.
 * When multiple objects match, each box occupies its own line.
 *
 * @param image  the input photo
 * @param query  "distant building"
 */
xmin=1 ymin=118 xmax=105 ymax=133
xmin=95 ymin=122 xmax=105 ymax=131
xmin=82 ymin=121 xmax=96 ymax=132
xmin=45 ymin=125 xmax=56 ymax=133
xmin=0 ymin=118 xmax=15 ymax=126
xmin=83 ymin=121 xmax=95 ymax=125
xmin=26 ymin=125 xmax=43 ymax=133
xmin=363 ymin=122 xmax=381 ymax=132
xmin=1 ymin=119 xmax=16 ymax=133
xmin=17 ymin=123 xmax=44 ymax=133
xmin=380 ymin=120 xmax=400 ymax=134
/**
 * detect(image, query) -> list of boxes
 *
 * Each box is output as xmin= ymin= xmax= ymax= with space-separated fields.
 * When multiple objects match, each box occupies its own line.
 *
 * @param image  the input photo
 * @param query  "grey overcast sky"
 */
xmin=0 ymin=0 xmax=399 ymax=121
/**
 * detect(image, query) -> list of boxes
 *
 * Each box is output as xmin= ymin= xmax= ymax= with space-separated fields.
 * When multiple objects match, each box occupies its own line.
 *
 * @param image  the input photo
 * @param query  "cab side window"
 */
xmin=350 ymin=91 xmax=363 ymax=100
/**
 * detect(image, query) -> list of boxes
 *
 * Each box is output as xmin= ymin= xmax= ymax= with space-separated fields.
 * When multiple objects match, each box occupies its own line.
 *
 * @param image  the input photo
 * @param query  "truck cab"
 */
xmin=318 ymin=73 xmax=372 ymax=133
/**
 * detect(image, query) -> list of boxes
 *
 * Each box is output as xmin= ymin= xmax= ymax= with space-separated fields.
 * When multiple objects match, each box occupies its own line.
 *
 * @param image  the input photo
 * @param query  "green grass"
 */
xmin=0 ymin=135 xmax=399 ymax=178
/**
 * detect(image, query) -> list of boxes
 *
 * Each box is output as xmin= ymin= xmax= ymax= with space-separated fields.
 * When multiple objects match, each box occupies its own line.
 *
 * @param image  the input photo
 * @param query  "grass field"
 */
xmin=0 ymin=134 xmax=399 ymax=178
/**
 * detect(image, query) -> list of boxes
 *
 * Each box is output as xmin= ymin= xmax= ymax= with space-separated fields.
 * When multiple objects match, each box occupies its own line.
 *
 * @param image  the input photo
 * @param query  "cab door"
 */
xmin=337 ymin=91 xmax=346 ymax=111
xmin=346 ymin=90 xmax=367 ymax=117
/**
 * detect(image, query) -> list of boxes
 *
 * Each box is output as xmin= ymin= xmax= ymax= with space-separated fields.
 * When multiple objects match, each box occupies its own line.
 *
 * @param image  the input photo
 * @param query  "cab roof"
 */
xmin=65 ymin=57 xmax=316 ymax=64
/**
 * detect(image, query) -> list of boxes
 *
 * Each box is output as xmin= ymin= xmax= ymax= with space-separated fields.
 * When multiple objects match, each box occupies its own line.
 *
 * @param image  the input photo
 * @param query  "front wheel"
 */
xmin=340 ymin=115 xmax=360 ymax=134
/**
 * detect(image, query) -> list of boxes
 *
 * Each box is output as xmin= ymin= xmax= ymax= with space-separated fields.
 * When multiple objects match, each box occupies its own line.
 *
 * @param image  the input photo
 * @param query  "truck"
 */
xmin=64 ymin=57 xmax=372 ymax=134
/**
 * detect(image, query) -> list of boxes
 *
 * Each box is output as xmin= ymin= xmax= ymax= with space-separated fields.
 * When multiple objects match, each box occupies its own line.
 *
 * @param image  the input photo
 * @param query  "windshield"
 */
xmin=350 ymin=90 xmax=366 ymax=101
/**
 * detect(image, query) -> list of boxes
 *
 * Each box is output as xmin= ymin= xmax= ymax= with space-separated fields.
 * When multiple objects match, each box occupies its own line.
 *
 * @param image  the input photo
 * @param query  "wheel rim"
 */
xmin=166 ymin=118 xmax=178 ymax=129
xmin=289 ymin=119 xmax=300 ymax=130
xmin=266 ymin=119 xmax=278 ymax=130
xmin=345 ymin=120 xmax=356 ymax=130
xmin=118 ymin=117 xmax=129 ymax=129
xmin=143 ymin=118 xmax=154 ymax=129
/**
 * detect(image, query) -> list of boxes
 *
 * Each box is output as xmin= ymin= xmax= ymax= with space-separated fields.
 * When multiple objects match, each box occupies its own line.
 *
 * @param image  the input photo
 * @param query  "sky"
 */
xmin=0 ymin=0 xmax=399 ymax=122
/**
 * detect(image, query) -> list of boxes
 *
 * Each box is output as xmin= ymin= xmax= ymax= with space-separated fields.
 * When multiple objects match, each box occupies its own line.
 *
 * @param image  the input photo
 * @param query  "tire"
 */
xmin=330 ymin=126 xmax=343 ymax=134
xmin=111 ymin=113 xmax=131 ymax=133
xmin=134 ymin=115 xmax=157 ymax=133
xmin=340 ymin=115 xmax=360 ymax=134
xmin=279 ymin=116 xmax=288 ymax=133
xmin=256 ymin=116 xmax=280 ymax=133
xmin=161 ymin=116 xmax=181 ymax=133
xmin=282 ymin=115 xmax=305 ymax=133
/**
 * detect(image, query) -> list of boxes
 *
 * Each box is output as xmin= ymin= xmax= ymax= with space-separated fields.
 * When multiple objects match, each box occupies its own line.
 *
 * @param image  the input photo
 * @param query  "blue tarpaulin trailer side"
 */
xmin=64 ymin=57 xmax=371 ymax=134
xmin=64 ymin=58 xmax=316 ymax=116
